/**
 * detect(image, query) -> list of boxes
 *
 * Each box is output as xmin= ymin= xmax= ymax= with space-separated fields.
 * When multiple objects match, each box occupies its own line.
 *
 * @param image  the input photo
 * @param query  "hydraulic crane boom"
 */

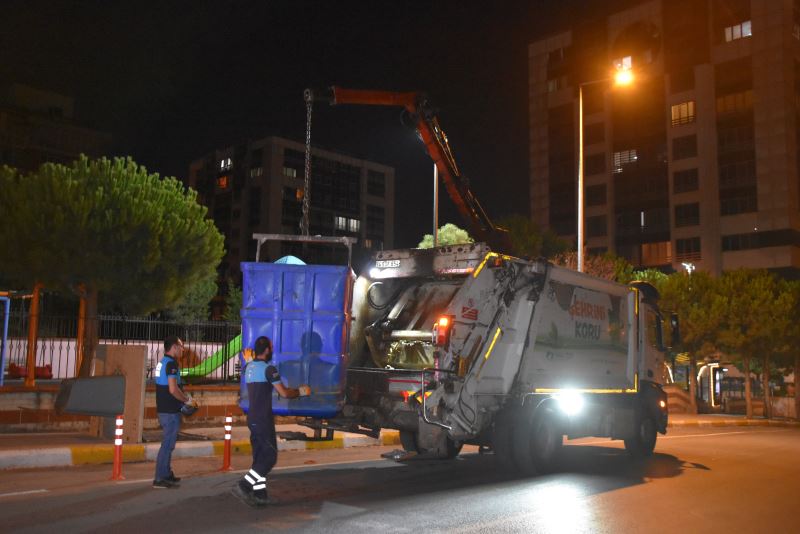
xmin=305 ymin=87 xmax=512 ymax=254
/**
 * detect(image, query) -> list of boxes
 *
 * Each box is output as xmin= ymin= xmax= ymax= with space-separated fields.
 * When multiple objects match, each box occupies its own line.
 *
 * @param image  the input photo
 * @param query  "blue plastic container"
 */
xmin=240 ymin=262 xmax=350 ymax=418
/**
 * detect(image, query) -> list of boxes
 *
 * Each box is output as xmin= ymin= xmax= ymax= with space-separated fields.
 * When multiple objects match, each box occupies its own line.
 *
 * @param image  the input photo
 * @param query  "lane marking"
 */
xmin=658 ymin=429 xmax=794 ymax=440
xmin=274 ymin=458 xmax=394 ymax=472
xmin=572 ymin=428 xmax=793 ymax=447
xmin=0 ymin=489 xmax=49 ymax=498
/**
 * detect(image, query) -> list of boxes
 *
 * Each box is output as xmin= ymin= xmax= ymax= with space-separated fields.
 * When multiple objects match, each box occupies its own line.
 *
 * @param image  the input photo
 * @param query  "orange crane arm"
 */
xmin=306 ymin=87 xmax=512 ymax=253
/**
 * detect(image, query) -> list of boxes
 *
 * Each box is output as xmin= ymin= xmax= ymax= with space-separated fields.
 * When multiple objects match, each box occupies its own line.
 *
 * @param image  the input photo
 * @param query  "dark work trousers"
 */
xmin=246 ymin=419 xmax=278 ymax=496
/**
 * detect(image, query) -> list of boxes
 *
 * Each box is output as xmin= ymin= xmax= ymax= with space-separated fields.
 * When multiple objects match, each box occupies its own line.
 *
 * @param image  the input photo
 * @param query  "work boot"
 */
xmin=253 ymin=488 xmax=279 ymax=506
xmin=231 ymin=481 xmax=260 ymax=508
xmin=152 ymin=479 xmax=177 ymax=489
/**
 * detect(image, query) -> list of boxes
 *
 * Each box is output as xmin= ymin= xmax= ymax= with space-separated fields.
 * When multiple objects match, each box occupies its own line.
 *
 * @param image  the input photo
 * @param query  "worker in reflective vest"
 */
xmin=153 ymin=335 xmax=191 ymax=489
xmin=231 ymin=335 xmax=310 ymax=507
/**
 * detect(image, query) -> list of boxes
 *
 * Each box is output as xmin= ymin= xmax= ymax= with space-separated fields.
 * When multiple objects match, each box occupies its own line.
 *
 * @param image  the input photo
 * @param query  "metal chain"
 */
xmin=301 ymin=95 xmax=313 ymax=236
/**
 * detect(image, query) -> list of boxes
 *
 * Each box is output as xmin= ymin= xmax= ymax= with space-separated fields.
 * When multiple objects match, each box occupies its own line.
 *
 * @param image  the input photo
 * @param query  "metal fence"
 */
xmin=1 ymin=311 xmax=242 ymax=383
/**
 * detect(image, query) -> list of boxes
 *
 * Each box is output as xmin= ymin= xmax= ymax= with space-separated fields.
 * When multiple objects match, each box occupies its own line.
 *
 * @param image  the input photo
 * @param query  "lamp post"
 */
xmin=577 ymin=69 xmax=634 ymax=272
xmin=433 ymin=163 xmax=439 ymax=247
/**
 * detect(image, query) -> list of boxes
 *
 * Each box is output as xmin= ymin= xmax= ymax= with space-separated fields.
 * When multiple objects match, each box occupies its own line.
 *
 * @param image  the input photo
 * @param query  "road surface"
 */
xmin=1 ymin=426 xmax=798 ymax=533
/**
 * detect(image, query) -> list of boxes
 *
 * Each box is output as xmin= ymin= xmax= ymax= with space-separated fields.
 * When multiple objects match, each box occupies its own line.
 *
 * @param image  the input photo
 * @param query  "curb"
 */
xmin=3 ymin=420 xmax=798 ymax=470
xmin=0 ymin=430 xmax=401 ymax=470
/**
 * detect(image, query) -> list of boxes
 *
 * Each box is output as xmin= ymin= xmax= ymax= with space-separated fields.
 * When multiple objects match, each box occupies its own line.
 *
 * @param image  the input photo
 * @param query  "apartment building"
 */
xmin=188 ymin=136 xmax=395 ymax=279
xmin=529 ymin=0 xmax=800 ymax=276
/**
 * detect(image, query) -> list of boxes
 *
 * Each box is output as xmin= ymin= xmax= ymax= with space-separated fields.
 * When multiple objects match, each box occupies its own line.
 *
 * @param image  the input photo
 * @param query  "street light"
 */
xmin=577 ymin=68 xmax=634 ymax=272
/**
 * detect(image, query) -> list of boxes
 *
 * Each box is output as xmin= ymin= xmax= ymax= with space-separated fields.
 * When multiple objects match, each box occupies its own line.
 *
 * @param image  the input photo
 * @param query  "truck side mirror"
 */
xmin=670 ymin=313 xmax=680 ymax=348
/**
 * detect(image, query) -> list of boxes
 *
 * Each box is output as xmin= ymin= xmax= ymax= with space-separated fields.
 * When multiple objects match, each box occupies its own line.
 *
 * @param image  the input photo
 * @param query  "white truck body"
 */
xmin=317 ymin=244 xmax=670 ymax=471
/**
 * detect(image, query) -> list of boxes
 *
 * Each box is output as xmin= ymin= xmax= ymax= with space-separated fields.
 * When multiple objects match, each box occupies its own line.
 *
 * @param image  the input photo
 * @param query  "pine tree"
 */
xmin=0 ymin=156 xmax=224 ymax=375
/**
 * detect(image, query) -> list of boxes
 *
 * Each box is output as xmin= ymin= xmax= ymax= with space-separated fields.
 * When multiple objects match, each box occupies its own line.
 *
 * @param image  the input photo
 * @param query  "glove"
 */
xmin=298 ymin=385 xmax=311 ymax=397
xmin=185 ymin=394 xmax=198 ymax=407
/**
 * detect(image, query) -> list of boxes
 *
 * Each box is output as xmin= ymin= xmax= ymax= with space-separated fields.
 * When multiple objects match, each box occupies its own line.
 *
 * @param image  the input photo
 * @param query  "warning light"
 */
xmin=433 ymin=315 xmax=453 ymax=346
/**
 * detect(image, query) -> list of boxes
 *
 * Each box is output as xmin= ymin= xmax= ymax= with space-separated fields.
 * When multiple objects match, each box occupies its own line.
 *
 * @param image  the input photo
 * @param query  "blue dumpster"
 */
xmin=239 ymin=261 xmax=351 ymax=418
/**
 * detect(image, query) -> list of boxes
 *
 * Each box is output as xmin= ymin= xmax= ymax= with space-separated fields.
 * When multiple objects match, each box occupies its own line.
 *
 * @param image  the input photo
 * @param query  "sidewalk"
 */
xmin=0 ymin=414 xmax=797 ymax=471
xmin=0 ymin=424 xmax=401 ymax=470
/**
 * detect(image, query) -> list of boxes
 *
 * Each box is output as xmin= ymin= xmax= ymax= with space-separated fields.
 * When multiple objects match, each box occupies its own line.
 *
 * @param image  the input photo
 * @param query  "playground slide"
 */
xmin=180 ymin=334 xmax=242 ymax=377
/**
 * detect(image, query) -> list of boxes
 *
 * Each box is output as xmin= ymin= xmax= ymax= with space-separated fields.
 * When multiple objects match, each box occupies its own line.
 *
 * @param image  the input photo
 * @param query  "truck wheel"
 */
xmin=510 ymin=409 xmax=538 ymax=476
xmin=624 ymin=416 xmax=657 ymax=457
xmin=492 ymin=411 xmax=516 ymax=472
xmin=443 ymin=438 xmax=463 ymax=459
xmin=529 ymin=407 xmax=563 ymax=473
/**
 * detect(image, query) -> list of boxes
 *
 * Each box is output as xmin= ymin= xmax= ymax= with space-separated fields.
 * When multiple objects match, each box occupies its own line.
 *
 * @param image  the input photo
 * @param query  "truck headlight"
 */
xmin=554 ymin=390 xmax=584 ymax=416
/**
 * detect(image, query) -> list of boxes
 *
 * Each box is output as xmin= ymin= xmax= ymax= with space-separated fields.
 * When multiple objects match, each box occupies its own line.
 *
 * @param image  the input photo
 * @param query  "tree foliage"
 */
xmin=658 ymin=270 xmax=724 ymax=411
xmin=418 ymin=223 xmax=473 ymax=248
xmin=164 ymin=275 xmax=218 ymax=324
xmin=551 ymin=251 xmax=636 ymax=282
xmin=223 ymin=277 xmax=243 ymax=323
xmin=0 ymin=156 xmax=224 ymax=314
xmin=496 ymin=214 xmax=569 ymax=259
xmin=715 ymin=270 xmax=793 ymax=418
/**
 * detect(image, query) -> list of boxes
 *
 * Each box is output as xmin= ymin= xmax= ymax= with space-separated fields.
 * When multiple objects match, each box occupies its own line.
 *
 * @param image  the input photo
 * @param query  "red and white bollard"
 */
xmin=220 ymin=414 xmax=233 ymax=471
xmin=111 ymin=415 xmax=125 ymax=480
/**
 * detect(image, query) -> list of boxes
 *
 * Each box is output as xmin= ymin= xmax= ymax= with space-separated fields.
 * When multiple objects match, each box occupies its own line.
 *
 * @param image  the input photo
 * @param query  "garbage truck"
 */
xmin=242 ymin=238 xmax=673 ymax=473
xmin=345 ymin=244 xmax=673 ymax=473
xmin=238 ymin=86 xmax=676 ymax=474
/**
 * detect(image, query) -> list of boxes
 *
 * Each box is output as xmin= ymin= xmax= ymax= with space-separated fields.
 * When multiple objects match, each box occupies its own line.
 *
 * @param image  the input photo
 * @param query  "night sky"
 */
xmin=1 ymin=0 xmax=628 ymax=247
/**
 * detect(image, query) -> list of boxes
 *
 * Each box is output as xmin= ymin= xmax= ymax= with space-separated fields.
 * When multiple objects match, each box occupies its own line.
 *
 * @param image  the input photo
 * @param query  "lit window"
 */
xmin=348 ymin=218 xmax=360 ymax=233
xmin=216 ymin=175 xmax=229 ymax=189
xmin=249 ymin=167 xmax=263 ymax=178
xmin=612 ymin=149 xmax=638 ymax=173
xmin=220 ymin=157 xmax=232 ymax=171
xmin=613 ymin=56 xmax=632 ymax=71
xmin=724 ymin=20 xmax=752 ymax=42
xmin=546 ymin=75 xmax=568 ymax=93
xmin=335 ymin=216 xmax=347 ymax=231
xmin=282 ymin=166 xmax=298 ymax=178
xmin=671 ymin=101 xmax=696 ymax=126
xmin=642 ymin=241 xmax=672 ymax=266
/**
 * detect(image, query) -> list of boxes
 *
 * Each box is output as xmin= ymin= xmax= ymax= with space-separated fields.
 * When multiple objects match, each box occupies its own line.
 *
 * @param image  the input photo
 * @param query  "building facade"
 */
xmin=529 ymin=0 xmax=800 ymax=276
xmin=188 ymin=136 xmax=395 ymax=280
xmin=0 ymin=83 xmax=110 ymax=173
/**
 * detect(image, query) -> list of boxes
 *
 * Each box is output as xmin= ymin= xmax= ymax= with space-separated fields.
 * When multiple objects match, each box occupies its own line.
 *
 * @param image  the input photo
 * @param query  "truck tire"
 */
xmin=443 ymin=438 xmax=463 ymax=459
xmin=528 ymin=407 xmax=563 ymax=473
xmin=491 ymin=411 xmax=516 ymax=472
xmin=400 ymin=430 xmax=463 ymax=459
xmin=510 ymin=408 xmax=539 ymax=476
xmin=624 ymin=415 xmax=657 ymax=457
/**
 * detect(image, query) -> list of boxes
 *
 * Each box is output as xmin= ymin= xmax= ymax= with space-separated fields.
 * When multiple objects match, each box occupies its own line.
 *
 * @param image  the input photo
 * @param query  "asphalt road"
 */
xmin=1 ymin=426 xmax=798 ymax=533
